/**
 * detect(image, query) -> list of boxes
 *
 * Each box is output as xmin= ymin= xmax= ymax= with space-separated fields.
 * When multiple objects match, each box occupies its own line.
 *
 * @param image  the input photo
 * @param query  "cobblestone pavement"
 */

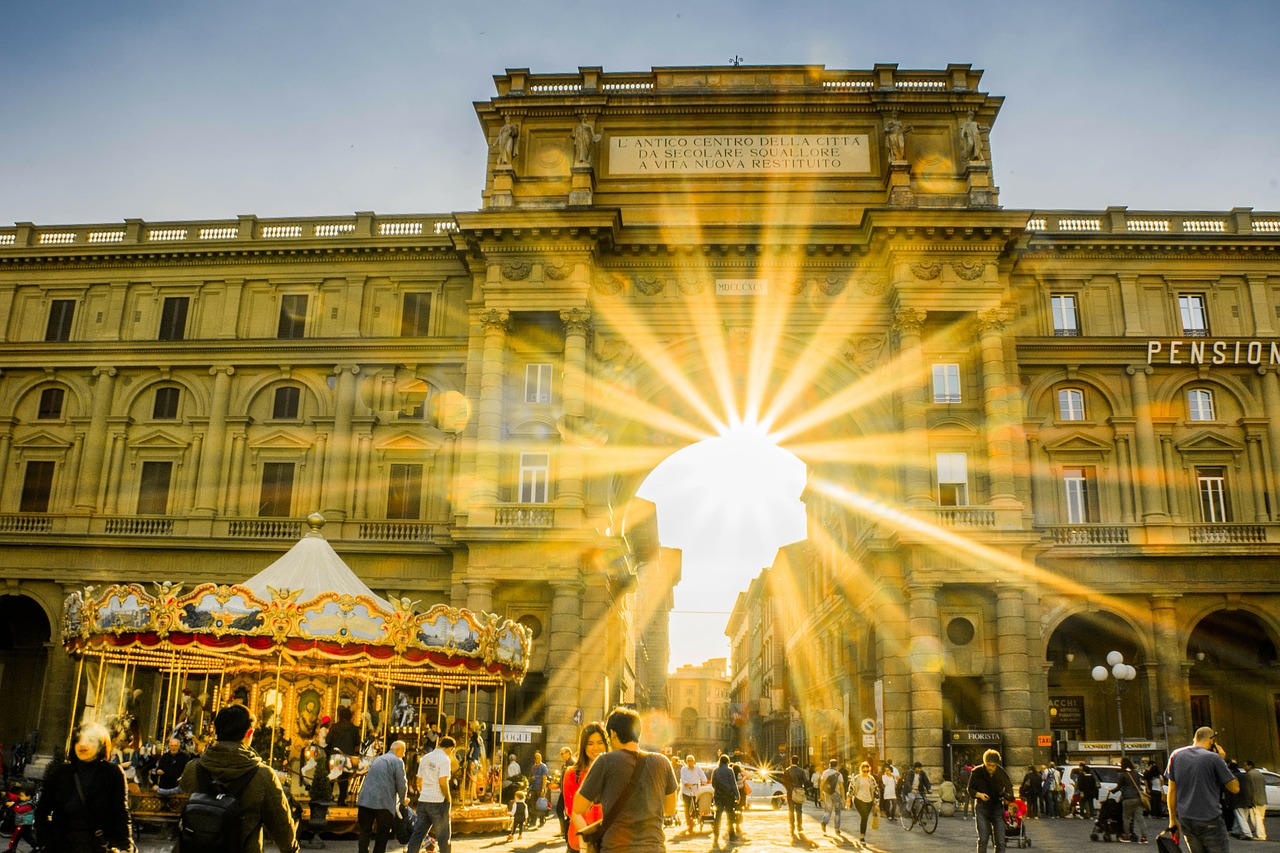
xmin=131 ymin=804 xmax=1278 ymax=852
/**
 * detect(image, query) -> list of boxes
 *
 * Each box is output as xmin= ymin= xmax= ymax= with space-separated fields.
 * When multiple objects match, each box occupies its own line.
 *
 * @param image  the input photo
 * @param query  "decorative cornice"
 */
xmin=479 ymin=308 xmax=511 ymax=331
xmin=975 ymin=308 xmax=1011 ymax=334
xmin=559 ymin=308 xmax=592 ymax=335
xmin=891 ymin=308 xmax=927 ymax=336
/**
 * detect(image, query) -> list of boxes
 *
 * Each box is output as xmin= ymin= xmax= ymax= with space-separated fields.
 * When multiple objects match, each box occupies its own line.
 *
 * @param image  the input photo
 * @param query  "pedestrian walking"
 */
xmin=1166 ymin=726 xmax=1238 ymax=853
xmin=408 ymin=734 xmax=456 ymax=853
xmin=819 ymin=758 xmax=845 ymax=836
xmin=1116 ymin=756 xmax=1148 ymax=843
xmin=849 ymin=761 xmax=880 ymax=848
xmin=968 ymin=748 xmax=1015 ymax=853
xmin=563 ymin=722 xmax=607 ymax=852
xmin=710 ymin=755 xmax=739 ymax=846
xmin=356 ymin=740 xmax=408 ymax=853
xmin=783 ymin=754 xmax=808 ymax=838
xmin=35 ymin=722 xmax=132 ymax=853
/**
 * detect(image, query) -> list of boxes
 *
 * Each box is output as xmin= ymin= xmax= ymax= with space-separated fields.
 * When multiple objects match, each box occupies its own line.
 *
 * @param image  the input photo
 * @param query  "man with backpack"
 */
xmin=179 ymin=704 xmax=299 ymax=853
xmin=819 ymin=759 xmax=846 ymax=836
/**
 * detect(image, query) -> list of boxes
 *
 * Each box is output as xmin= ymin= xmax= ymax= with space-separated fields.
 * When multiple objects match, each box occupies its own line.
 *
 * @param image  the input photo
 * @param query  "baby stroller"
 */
xmin=1005 ymin=797 xmax=1032 ymax=848
xmin=1090 ymin=795 xmax=1124 ymax=842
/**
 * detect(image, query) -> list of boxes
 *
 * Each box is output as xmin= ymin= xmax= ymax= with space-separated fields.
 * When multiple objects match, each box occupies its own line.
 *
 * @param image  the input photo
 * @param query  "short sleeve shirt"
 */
xmin=1167 ymin=745 xmax=1233 ymax=821
xmin=417 ymin=748 xmax=451 ymax=803
xmin=577 ymin=749 xmax=678 ymax=853
xmin=679 ymin=764 xmax=706 ymax=797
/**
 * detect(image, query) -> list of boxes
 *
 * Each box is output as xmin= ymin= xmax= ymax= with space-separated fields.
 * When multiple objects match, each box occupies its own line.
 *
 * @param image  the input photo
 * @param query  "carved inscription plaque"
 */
xmin=608 ymin=134 xmax=870 ymax=175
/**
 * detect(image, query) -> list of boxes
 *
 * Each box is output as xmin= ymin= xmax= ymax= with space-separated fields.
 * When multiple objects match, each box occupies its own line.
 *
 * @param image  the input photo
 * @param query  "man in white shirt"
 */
xmin=678 ymin=754 xmax=707 ymax=835
xmin=408 ymin=735 xmax=456 ymax=853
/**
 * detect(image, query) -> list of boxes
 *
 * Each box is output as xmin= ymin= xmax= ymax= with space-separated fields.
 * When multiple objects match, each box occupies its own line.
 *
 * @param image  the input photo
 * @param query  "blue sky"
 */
xmin=4 ymin=1 xmax=1279 ymax=670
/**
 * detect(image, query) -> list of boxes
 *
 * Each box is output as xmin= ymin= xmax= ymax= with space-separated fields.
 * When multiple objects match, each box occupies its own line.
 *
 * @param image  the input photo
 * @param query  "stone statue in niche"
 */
xmin=495 ymin=117 xmax=519 ymax=167
xmin=959 ymin=110 xmax=988 ymax=163
xmin=572 ymin=119 xmax=601 ymax=168
xmin=884 ymin=113 xmax=912 ymax=163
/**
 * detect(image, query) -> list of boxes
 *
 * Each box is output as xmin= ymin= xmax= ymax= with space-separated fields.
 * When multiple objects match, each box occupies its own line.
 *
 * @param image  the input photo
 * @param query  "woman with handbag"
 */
xmin=35 ymin=722 xmax=133 ymax=853
xmin=563 ymin=721 xmax=608 ymax=852
xmin=1116 ymin=756 xmax=1148 ymax=843
xmin=849 ymin=761 xmax=880 ymax=849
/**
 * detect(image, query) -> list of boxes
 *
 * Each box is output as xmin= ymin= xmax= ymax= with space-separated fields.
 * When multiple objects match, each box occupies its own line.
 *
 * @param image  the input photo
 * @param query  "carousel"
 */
xmin=60 ymin=513 xmax=530 ymax=836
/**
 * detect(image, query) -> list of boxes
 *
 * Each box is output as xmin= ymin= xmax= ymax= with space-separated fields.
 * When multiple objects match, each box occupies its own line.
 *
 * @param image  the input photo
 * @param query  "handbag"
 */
xmin=790 ymin=787 xmax=807 ymax=805
xmin=579 ymin=751 xmax=646 ymax=853
xmin=872 ymin=808 xmax=880 ymax=830
xmin=1128 ymin=770 xmax=1152 ymax=810
xmin=396 ymin=805 xmax=415 ymax=845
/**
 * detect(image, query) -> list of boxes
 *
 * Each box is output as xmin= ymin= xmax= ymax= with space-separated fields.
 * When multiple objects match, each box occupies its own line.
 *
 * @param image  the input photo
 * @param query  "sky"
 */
xmin=4 ymin=0 xmax=1279 ymax=670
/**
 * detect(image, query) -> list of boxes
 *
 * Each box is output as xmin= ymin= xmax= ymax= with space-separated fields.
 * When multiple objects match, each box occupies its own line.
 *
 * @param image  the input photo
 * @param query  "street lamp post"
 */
xmin=1092 ymin=650 xmax=1138 ymax=760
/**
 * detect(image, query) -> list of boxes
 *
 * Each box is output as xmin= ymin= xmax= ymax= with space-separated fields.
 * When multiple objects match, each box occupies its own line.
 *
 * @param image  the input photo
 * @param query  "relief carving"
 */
xmin=501 ymin=260 xmax=532 ymax=281
xmin=892 ymin=308 xmax=928 ymax=336
xmin=634 ymin=274 xmax=665 ymax=295
xmin=677 ymin=276 xmax=705 ymax=295
xmin=910 ymin=261 xmax=942 ymax=280
xmin=952 ymin=260 xmax=986 ymax=281
xmin=592 ymin=272 xmax=626 ymax=295
xmin=817 ymin=275 xmax=847 ymax=296
xmin=543 ymin=261 xmax=572 ymax=281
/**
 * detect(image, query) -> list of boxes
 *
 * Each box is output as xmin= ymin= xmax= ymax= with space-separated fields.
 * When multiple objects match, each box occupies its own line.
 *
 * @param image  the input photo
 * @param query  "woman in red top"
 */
xmin=563 ymin=721 xmax=608 ymax=851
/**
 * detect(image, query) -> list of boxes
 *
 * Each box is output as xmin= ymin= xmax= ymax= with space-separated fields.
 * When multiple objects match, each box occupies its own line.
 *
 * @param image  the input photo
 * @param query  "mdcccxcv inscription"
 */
xmin=1146 ymin=339 xmax=1280 ymax=365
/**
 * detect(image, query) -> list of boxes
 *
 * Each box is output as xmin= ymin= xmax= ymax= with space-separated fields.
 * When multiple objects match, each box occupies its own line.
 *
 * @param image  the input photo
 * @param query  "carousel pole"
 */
xmin=269 ymin=655 xmax=284 ymax=767
xmin=66 ymin=654 xmax=85 ymax=754
xmin=437 ymin=685 xmax=444 ymax=730
xmin=93 ymin=653 xmax=106 ymax=720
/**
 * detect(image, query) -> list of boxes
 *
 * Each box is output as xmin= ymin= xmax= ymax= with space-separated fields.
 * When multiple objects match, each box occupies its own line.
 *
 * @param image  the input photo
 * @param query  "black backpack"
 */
xmin=178 ymin=763 xmax=257 ymax=853
xmin=823 ymin=771 xmax=841 ymax=795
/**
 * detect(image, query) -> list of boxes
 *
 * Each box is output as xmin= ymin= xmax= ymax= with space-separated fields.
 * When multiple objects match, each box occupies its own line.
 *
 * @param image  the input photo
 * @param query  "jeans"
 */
xmin=1122 ymin=797 xmax=1146 ymax=839
xmin=788 ymin=797 xmax=805 ymax=834
xmin=713 ymin=799 xmax=737 ymax=840
xmin=1179 ymin=816 xmax=1231 ymax=853
xmin=976 ymin=808 xmax=1007 ymax=853
xmin=408 ymin=800 xmax=451 ymax=853
xmin=822 ymin=796 xmax=843 ymax=832
xmin=357 ymin=805 xmax=396 ymax=853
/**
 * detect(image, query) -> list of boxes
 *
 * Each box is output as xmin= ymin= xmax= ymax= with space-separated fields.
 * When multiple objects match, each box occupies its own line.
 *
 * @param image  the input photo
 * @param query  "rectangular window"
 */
xmin=259 ymin=462 xmax=296 ymax=517
xmin=525 ymin=364 xmax=553 ymax=404
xmin=519 ymin=452 xmax=550 ymax=503
xmin=158 ymin=296 xmax=190 ymax=341
xmin=45 ymin=299 xmax=76 ymax=342
xmin=936 ymin=453 xmax=968 ymax=506
xmin=932 ymin=364 xmax=961 ymax=403
xmin=152 ymin=387 xmax=180 ymax=420
xmin=1051 ymin=294 xmax=1079 ymax=336
xmin=137 ymin=461 xmax=173 ymax=515
xmin=1058 ymin=388 xmax=1085 ymax=421
xmin=1179 ymin=295 xmax=1209 ymax=337
xmin=1063 ymin=466 xmax=1099 ymax=523
xmin=272 ymin=386 xmax=300 ymax=420
xmin=1190 ymin=694 xmax=1212 ymax=732
xmin=400 ymin=293 xmax=431 ymax=337
xmin=37 ymin=387 xmax=65 ymax=420
xmin=386 ymin=463 xmax=424 ymax=519
xmin=1187 ymin=389 xmax=1215 ymax=422
xmin=277 ymin=294 xmax=308 ymax=339
xmin=19 ymin=460 xmax=55 ymax=513
xmin=1196 ymin=466 xmax=1230 ymax=523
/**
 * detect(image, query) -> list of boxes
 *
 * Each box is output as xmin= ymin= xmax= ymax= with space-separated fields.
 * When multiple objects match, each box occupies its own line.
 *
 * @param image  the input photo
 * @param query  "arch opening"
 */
xmin=0 ymin=594 xmax=51 ymax=748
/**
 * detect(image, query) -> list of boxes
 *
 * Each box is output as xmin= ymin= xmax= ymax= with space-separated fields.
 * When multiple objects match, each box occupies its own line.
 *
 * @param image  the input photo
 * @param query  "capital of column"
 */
xmin=463 ymin=578 xmax=497 ymax=592
xmin=208 ymin=365 xmax=236 ymax=378
xmin=1126 ymin=365 xmax=1154 ymax=377
xmin=975 ymin=307 xmax=1012 ymax=335
xmin=480 ymin=308 xmax=511 ymax=332
xmin=559 ymin=307 xmax=592 ymax=335
xmin=905 ymin=582 xmax=942 ymax=599
xmin=1149 ymin=592 xmax=1181 ymax=609
xmin=550 ymin=579 xmax=585 ymax=596
xmin=892 ymin=308 xmax=927 ymax=336
xmin=91 ymin=366 xmax=118 ymax=381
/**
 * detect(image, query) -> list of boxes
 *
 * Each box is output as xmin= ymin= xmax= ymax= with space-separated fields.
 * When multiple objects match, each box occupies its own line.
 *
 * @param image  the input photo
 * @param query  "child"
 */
xmin=6 ymin=784 xmax=36 ymax=852
xmin=507 ymin=789 xmax=528 ymax=841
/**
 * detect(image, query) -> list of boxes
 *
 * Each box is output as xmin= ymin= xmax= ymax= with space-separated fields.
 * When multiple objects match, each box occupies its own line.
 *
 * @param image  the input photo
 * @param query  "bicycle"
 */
xmin=898 ymin=794 xmax=939 ymax=834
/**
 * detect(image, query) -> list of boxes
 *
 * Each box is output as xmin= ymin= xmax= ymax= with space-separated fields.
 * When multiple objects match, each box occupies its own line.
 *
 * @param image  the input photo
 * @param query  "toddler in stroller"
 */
xmin=1090 ymin=795 xmax=1124 ymax=842
xmin=1005 ymin=798 xmax=1031 ymax=848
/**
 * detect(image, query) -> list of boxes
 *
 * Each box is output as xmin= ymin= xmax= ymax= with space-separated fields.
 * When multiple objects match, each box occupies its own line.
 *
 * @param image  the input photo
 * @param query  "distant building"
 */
xmin=667 ymin=658 xmax=732 ymax=760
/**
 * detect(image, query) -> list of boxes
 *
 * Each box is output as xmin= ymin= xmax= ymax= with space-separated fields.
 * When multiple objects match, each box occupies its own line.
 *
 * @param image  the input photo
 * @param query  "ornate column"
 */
xmin=322 ymin=365 xmax=360 ymax=519
xmin=1126 ymin=366 xmax=1167 ymax=520
xmin=102 ymin=432 xmax=128 ymax=515
xmin=546 ymin=580 xmax=584 ymax=752
xmin=354 ymin=434 xmax=372 ymax=518
xmin=907 ymin=583 xmax=943 ymax=772
xmin=875 ymin=568 xmax=913 ymax=763
xmin=473 ymin=309 xmax=510 ymax=505
xmin=976 ymin=309 xmax=1019 ymax=506
xmin=893 ymin=309 xmax=932 ymax=506
xmin=558 ymin=307 xmax=591 ymax=505
xmin=1161 ymin=437 xmax=1183 ymax=522
xmin=183 ymin=433 xmax=203 ymax=511
xmin=995 ymin=585 xmax=1034 ymax=769
xmin=1116 ymin=436 xmax=1136 ymax=523
xmin=0 ymin=431 xmax=11 ymax=498
xmin=1246 ymin=437 xmax=1267 ymax=521
xmin=1026 ymin=435 xmax=1045 ymax=525
xmin=1149 ymin=594 xmax=1188 ymax=748
xmin=226 ymin=432 xmax=246 ymax=516
xmin=309 ymin=435 xmax=328 ymax=517
xmin=63 ymin=434 xmax=84 ymax=503
xmin=1261 ymin=369 xmax=1280 ymax=519
xmin=195 ymin=366 xmax=234 ymax=516
xmin=75 ymin=367 xmax=117 ymax=511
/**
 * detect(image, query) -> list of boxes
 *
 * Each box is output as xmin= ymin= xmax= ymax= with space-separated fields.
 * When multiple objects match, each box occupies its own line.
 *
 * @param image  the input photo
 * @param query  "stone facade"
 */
xmin=668 ymin=658 xmax=732 ymax=761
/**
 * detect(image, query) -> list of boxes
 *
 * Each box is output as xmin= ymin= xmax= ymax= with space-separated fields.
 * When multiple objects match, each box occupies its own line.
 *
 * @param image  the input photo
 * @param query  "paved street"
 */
xmin=131 ymin=802 xmax=1280 ymax=853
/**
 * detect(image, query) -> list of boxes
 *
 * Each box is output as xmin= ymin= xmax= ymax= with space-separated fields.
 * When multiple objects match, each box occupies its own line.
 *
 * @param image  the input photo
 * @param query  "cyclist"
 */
xmin=903 ymin=762 xmax=932 ymax=816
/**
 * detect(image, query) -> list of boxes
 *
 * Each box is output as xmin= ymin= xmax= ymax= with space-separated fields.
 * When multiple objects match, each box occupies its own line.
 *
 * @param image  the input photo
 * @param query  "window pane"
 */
xmin=525 ymin=364 xmax=552 ymax=403
xmin=273 ymin=386 xmax=300 ymax=419
xmin=401 ymin=293 xmax=431 ymax=337
xmin=153 ymin=387 xmax=180 ymax=420
xmin=932 ymin=364 xmax=961 ymax=403
xmin=137 ymin=461 xmax=173 ymax=515
xmin=20 ymin=461 xmax=55 ymax=513
xmin=259 ymin=462 xmax=295 ymax=517
xmin=519 ymin=452 xmax=550 ymax=503
xmin=1187 ymin=389 xmax=1215 ymax=421
xmin=1063 ymin=467 xmax=1092 ymax=523
xmin=387 ymin=463 xmax=424 ymax=519
xmin=45 ymin=300 xmax=75 ymax=342
xmin=1058 ymin=389 xmax=1085 ymax=420
xmin=158 ymin=296 xmax=190 ymax=341
xmin=1051 ymin=295 xmax=1079 ymax=336
xmin=1180 ymin=295 xmax=1208 ymax=336
xmin=37 ymin=387 xmax=65 ymax=420
xmin=277 ymin=295 xmax=308 ymax=339
xmin=1196 ymin=467 xmax=1229 ymax=523
xmin=936 ymin=453 xmax=967 ymax=483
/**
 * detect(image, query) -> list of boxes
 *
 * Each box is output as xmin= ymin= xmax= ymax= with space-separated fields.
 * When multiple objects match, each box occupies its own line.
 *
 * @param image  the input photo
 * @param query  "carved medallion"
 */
xmin=501 ymin=260 xmax=532 ymax=281
xmin=910 ymin=261 xmax=942 ymax=280
xmin=634 ymin=274 xmax=665 ymax=295
xmin=544 ymin=261 xmax=572 ymax=281
xmin=952 ymin=260 xmax=986 ymax=281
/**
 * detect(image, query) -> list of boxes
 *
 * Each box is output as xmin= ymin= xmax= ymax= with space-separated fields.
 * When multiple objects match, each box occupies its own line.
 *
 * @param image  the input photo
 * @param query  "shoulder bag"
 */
xmin=579 ymin=751 xmax=645 ymax=853
xmin=1130 ymin=771 xmax=1152 ymax=810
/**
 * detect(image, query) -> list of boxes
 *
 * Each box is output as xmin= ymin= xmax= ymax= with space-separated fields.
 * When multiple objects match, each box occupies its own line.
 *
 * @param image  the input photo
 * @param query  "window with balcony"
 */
xmin=519 ymin=452 xmax=550 ymax=504
xmin=401 ymin=293 xmax=431 ymax=337
xmin=1051 ymin=294 xmax=1080 ymax=336
xmin=152 ymin=387 xmax=180 ymax=420
xmin=1179 ymin=294 xmax=1209 ymax=337
xmin=525 ymin=364 xmax=553 ymax=404
xmin=936 ymin=453 xmax=968 ymax=506
xmin=137 ymin=461 xmax=173 ymax=515
xmin=258 ymin=462 xmax=296 ymax=517
xmin=386 ymin=463 xmax=424 ymax=519
xmin=1187 ymin=389 xmax=1215 ymax=422
xmin=37 ymin=387 xmax=65 ymax=420
xmin=272 ymin=386 xmax=301 ymax=420
xmin=1196 ymin=467 xmax=1231 ymax=522
xmin=158 ymin=296 xmax=190 ymax=341
xmin=20 ymin=461 xmax=55 ymax=513
xmin=932 ymin=363 xmax=961 ymax=403
xmin=1062 ymin=466 xmax=1098 ymax=523
xmin=277 ymin=294 xmax=308 ymax=339
xmin=1058 ymin=388 xmax=1085 ymax=421
xmin=45 ymin=299 xmax=76 ymax=342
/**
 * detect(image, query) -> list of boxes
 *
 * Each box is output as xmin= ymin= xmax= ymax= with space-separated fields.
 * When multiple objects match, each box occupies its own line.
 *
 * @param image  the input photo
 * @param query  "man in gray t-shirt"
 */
xmin=572 ymin=707 xmax=678 ymax=852
xmin=1166 ymin=726 xmax=1239 ymax=853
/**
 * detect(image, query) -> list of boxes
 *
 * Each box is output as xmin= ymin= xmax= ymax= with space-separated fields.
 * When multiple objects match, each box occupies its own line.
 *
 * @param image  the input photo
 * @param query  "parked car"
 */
xmin=1059 ymin=764 xmax=1123 ymax=809
xmin=1259 ymin=768 xmax=1280 ymax=814
xmin=693 ymin=762 xmax=787 ymax=809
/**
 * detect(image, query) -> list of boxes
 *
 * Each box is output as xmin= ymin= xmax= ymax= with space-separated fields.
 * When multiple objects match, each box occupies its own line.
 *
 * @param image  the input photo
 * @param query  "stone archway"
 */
xmin=1187 ymin=609 xmax=1280 ymax=763
xmin=0 ymin=594 xmax=52 ymax=748
xmin=1045 ymin=610 xmax=1147 ymax=755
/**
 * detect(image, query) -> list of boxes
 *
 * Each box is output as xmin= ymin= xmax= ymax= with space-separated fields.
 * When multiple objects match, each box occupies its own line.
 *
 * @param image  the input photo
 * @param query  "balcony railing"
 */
xmin=103 ymin=516 xmax=175 ymax=536
xmin=1047 ymin=525 xmax=1131 ymax=545
xmin=0 ymin=514 xmax=53 ymax=533
xmin=357 ymin=522 xmax=435 ymax=542
xmin=1040 ymin=523 xmax=1278 ymax=546
xmin=226 ymin=519 xmax=302 ymax=539
xmin=1025 ymin=207 xmax=1280 ymax=237
xmin=495 ymin=505 xmax=555 ymax=528
xmin=923 ymin=506 xmax=996 ymax=528
xmin=1188 ymin=524 xmax=1267 ymax=544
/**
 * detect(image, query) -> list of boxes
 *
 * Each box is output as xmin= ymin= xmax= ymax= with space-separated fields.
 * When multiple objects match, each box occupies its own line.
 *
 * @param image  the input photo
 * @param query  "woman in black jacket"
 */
xmin=35 ymin=721 xmax=132 ymax=852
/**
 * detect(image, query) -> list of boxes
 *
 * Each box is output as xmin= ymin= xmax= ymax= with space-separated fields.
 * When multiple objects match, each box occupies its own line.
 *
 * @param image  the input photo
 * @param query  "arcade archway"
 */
xmin=1187 ymin=609 xmax=1280 ymax=760
xmin=0 ymin=594 xmax=51 ymax=748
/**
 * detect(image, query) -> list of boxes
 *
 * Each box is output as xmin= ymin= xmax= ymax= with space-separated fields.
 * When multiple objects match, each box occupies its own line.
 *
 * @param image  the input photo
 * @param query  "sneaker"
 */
xmin=1119 ymin=835 xmax=1132 ymax=843
xmin=1139 ymin=838 xmax=1148 ymax=845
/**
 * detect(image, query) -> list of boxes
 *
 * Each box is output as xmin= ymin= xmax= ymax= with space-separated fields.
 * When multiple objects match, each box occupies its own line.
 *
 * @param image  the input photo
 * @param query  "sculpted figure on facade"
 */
xmin=572 ymin=119 xmax=601 ymax=168
xmin=495 ymin=117 xmax=519 ymax=167
xmin=884 ymin=113 xmax=912 ymax=163
xmin=959 ymin=110 xmax=988 ymax=163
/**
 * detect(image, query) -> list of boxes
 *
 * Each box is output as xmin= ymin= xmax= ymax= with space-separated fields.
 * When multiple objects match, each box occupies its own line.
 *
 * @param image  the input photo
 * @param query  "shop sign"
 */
xmin=949 ymin=730 xmax=1002 ymax=745
xmin=1070 ymin=740 xmax=1164 ymax=753
xmin=1037 ymin=734 xmax=1053 ymax=747
xmin=1049 ymin=696 xmax=1085 ymax=729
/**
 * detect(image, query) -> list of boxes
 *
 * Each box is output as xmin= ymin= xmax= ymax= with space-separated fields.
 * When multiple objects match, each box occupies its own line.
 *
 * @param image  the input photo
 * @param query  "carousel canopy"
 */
xmin=61 ymin=514 xmax=531 ymax=686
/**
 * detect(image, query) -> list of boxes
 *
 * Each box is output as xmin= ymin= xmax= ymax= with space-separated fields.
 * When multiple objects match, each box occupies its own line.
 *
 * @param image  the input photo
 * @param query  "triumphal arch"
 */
xmin=3 ymin=64 xmax=1280 ymax=773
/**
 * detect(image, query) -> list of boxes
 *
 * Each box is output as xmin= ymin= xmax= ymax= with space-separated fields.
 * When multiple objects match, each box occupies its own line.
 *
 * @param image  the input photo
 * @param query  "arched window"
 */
xmin=1057 ymin=388 xmax=1085 ymax=420
xmin=1187 ymin=389 xmax=1215 ymax=421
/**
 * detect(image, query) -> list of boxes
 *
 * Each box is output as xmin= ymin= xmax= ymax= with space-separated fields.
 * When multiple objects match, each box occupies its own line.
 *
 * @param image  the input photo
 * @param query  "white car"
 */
xmin=694 ymin=762 xmax=788 ymax=810
xmin=1259 ymin=769 xmax=1280 ymax=814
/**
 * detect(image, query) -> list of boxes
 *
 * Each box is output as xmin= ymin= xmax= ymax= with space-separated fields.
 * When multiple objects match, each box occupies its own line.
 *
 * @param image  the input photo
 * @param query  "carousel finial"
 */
xmin=306 ymin=512 xmax=326 ymax=537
